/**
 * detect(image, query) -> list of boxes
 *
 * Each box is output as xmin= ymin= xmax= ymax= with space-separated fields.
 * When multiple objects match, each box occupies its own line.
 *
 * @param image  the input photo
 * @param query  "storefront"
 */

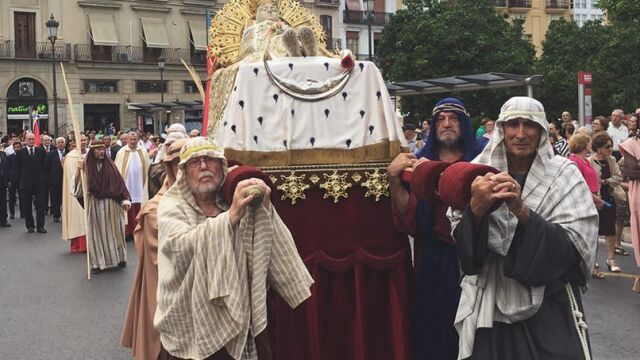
xmin=6 ymin=78 xmax=48 ymax=135
xmin=129 ymin=100 xmax=202 ymax=134
xmin=84 ymin=104 xmax=120 ymax=133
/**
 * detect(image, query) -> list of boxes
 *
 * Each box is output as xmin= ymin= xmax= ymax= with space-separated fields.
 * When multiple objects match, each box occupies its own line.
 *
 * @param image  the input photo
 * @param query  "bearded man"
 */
xmin=388 ymin=97 xmax=480 ymax=360
xmin=76 ymin=142 xmax=132 ymax=273
xmin=115 ymin=130 xmax=150 ymax=240
xmin=155 ymin=137 xmax=313 ymax=360
xmin=121 ymin=138 xmax=187 ymax=360
xmin=450 ymin=97 xmax=597 ymax=359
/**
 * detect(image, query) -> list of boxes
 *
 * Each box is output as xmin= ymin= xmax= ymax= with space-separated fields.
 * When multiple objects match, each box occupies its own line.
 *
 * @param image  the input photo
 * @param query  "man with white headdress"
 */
xmin=448 ymin=97 xmax=598 ymax=359
xmin=155 ymin=137 xmax=313 ymax=360
xmin=147 ymin=123 xmax=187 ymax=198
xmin=115 ymin=130 xmax=150 ymax=240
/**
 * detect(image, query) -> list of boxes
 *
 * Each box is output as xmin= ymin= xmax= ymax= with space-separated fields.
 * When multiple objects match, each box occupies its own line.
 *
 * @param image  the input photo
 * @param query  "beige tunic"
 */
xmin=61 ymin=149 xmax=86 ymax=240
xmin=155 ymin=177 xmax=314 ymax=360
xmin=121 ymin=183 xmax=166 ymax=359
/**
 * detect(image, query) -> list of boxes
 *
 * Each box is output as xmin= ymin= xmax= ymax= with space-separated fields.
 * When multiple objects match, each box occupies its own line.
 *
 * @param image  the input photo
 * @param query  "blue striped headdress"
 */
xmin=416 ymin=97 xmax=478 ymax=161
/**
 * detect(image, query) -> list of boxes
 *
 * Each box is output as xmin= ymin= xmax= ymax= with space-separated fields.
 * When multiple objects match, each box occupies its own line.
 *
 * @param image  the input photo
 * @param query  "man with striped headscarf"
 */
xmin=75 ymin=141 xmax=131 ymax=273
xmin=449 ymin=97 xmax=598 ymax=359
xmin=154 ymin=137 xmax=313 ymax=360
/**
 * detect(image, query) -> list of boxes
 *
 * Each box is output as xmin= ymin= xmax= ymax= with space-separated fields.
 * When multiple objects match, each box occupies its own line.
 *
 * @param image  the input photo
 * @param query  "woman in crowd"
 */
xmin=561 ymin=121 xmax=575 ymax=142
xmin=569 ymin=133 xmax=606 ymax=278
xmin=590 ymin=133 xmax=624 ymax=272
xmin=627 ymin=115 xmax=638 ymax=138
xmin=592 ymin=116 xmax=607 ymax=135
xmin=475 ymin=118 xmax=495 ymax=152
xmin=620 ymin=135 xmax=640 ymax=292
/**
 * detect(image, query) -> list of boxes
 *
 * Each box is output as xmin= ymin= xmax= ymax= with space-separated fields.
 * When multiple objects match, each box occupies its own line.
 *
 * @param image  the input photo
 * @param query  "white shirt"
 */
xmin=607 ymin=124 xmax=629 ymax=151
xmin=58 ymin=149 xmax=65 ymax=161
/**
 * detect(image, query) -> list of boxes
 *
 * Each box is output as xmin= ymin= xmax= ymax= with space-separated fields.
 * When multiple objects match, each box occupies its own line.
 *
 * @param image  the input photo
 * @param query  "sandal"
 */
xmin=591 ymin=270 xmax=606 ymax=279
xmin=606 ymin=259 xmax=621 ymax=273
xmin=633 ymin=277 xmax=640 ymax=292
xmin=615 ymin=246 xmax=630 ymax=256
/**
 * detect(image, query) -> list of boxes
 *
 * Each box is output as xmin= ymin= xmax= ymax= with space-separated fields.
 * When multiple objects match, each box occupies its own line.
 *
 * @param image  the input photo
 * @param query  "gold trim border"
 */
xmin=224 ymin=140 xmax=404 ymax=167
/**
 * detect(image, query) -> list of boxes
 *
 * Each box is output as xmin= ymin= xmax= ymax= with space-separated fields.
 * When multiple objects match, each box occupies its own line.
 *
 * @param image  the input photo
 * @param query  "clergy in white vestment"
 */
xmin=115 ymin=131 xmax=150 ymax=239
xmin=61 ymin=134 xmax=87 ymax=253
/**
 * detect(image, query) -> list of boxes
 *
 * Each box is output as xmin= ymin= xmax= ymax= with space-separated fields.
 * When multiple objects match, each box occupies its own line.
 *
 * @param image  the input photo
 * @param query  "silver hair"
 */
xmin=56 ymin=137 xmax=66 ymax=144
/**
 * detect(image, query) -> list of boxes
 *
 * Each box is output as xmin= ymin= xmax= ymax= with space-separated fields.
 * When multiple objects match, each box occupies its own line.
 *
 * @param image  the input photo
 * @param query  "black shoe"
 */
xmin=1 ymin=222 xmax=11 ymax=227
xmin=27 ymin=227 xmax=35 ymax=233
xmin=36 ymin=227 xmax=47 ymax=234
xmin=9 ymin=214 xmax=14 ymax=220
xmin=53 ymin=217 xmax=60 ymax=223
xmin=90 ymin=268 xmax=102 ymax=274
xmin=118 ymin=261 xmax=127 ymax=268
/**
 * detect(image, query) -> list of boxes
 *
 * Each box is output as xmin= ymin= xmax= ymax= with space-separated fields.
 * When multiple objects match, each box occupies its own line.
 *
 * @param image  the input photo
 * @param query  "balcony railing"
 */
xmin=343 ymin=10 xmax=391 ymax=26
xmin=73 ymin=44 xmax=205 ymax=66
xmin=316 ymin=0 xmax=339 ymax=7
xmin=509 ymin=0 xmax=532 ymax=7
xmin=0 ymin=40 xmax=71 ymax=60
xmin=546 ymin=0 xmax=571 ymax=9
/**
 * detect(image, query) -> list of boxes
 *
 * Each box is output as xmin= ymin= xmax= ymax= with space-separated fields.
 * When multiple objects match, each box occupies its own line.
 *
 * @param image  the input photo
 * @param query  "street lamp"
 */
xmin=158 ymin=55 xmax=165 ymax=103
xmin=46 ymin=14 xmax=59 ymax=136
xmin=364 ymin=0 xmax=374 ymax=62
xmin=157 ymin=56 xmax=166 ymax=133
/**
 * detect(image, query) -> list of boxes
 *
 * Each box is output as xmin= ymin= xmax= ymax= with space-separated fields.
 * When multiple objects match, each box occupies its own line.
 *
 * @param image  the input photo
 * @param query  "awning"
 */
xmin=188 ymin=21 xmax=207 ymax=51
xmin=141 ymin=17 xmax=170 ymax=48
xmin=346 ymin=0 xmax=361 ymax=11
xmin=386 ymin=73 xmax=543 ymax=97
xmin=88 ymin=13 xmax=118 ymax=46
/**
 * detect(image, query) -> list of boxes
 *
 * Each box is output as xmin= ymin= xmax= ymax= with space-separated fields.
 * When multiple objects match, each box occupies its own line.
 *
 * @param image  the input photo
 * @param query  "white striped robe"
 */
xmin=155 ymin=177 xmax=313 ymax=360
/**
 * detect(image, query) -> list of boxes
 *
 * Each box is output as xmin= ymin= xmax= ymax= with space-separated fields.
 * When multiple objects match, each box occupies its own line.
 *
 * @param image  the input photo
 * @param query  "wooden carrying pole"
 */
xmin=60 ymin=63 xmax=92 ymax=280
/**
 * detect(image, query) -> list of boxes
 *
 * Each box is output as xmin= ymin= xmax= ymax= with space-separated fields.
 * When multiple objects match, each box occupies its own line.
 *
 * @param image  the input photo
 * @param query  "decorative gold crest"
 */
xmin=309 ymin=173 xmax=320 ymax=184
xmin=209 ymin=0 xmax=331 ymax=67
xmin=351 ymin=172 xmax=362 ymax=183
xmin=319 ymin=170 xmax=352 ymax=203
xmin=277 ymin=171 xmax=310 ymax=204
xmin=360 ymin=169 xmax=389 ymax=201
xmin=269 ymin=175 xmax=278 ymax=185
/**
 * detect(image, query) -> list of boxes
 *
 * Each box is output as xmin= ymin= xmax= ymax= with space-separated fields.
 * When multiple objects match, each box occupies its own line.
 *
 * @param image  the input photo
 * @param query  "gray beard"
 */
xmin=434 ymin=136 xmax=464 ymax=152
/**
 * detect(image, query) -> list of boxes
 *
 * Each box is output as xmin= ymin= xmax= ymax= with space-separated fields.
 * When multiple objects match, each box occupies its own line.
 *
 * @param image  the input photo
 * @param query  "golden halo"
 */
xmin=209 ymin=0 xmax=331 ymax=68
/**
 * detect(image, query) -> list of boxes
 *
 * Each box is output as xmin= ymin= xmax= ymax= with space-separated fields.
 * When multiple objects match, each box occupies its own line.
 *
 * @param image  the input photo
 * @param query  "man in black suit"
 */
xmin=7 ymin=140 xmax=21 ymax=219
xmin=44 ymin=137 xmax=65 ymax=222
xmin=106 ymin=135 xmax=121 ymax=161
xmin=0 ymin=149 xmax=10 ymax=227
xmin=16 ymin=133 xmax=47 ymax=233
xmin=40 ymin=135 xmax=53 ymax=153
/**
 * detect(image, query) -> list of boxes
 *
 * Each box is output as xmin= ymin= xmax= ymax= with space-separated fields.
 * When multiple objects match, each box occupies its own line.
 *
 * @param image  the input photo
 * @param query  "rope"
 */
xmin=565 ymin=283 xmax=591 ymax=360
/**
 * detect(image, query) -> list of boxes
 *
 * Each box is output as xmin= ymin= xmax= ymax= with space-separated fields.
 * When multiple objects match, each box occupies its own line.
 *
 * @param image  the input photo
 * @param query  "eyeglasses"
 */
xmin=604 ymin=144 xmax=613 ymax=149
xmin=185 ymin=156 xmax=218 ymax=169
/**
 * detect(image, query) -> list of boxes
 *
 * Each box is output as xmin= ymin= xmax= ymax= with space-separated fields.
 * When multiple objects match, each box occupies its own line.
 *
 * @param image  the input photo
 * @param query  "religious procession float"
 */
xmin=206 ymin=1 xmax=411 ymax=358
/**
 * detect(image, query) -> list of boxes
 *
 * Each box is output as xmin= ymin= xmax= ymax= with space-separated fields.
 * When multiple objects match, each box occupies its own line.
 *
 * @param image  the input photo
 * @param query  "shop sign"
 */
xmin=7 ymin=103 xmax=48 ymax=115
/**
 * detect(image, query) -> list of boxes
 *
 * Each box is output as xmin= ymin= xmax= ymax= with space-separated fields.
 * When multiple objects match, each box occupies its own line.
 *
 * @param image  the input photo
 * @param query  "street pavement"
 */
xmin=1 ymin=213 xmax=639 ymax=359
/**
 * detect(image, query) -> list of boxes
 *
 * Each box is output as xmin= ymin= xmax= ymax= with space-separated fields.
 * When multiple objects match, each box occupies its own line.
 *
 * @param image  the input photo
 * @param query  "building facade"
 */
xmin=493 ymin=0 xmax=572 ymax=55
xmin=572 ymin=0 xmax=603 ymax=26
xmin=0 ymin=0 xmax=340 ymax=136
xmin=339 ymin=0 xmax=396 ymax=61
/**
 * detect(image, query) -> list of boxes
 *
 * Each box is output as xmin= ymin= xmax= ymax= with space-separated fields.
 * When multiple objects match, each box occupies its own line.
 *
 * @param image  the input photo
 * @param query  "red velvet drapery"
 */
xmin=268 ymin=184 xmax=413 ymax=360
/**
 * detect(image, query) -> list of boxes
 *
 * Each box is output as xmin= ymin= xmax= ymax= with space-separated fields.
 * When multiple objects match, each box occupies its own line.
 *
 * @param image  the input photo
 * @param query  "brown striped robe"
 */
xmin=155 ymin=176 xmax=313 ymax=360
xmin=75 ymin=172 xmax=127 ymax=270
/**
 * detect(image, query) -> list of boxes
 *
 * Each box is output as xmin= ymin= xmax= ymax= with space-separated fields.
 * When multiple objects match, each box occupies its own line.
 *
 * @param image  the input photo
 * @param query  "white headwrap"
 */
xmin=153 ymin=123 xmax=188 ymax=164
xmin=449 ymin=97 xmax=598 ymax=359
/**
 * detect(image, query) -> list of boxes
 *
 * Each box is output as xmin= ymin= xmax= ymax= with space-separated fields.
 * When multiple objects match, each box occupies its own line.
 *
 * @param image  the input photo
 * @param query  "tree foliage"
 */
xmin=376 ymin=0 xmax=535 ymax=125
xmin=536 ymin=19 xmax=609 ymax=118
xmin=596 ymin=0 xmax=640 ymax=23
